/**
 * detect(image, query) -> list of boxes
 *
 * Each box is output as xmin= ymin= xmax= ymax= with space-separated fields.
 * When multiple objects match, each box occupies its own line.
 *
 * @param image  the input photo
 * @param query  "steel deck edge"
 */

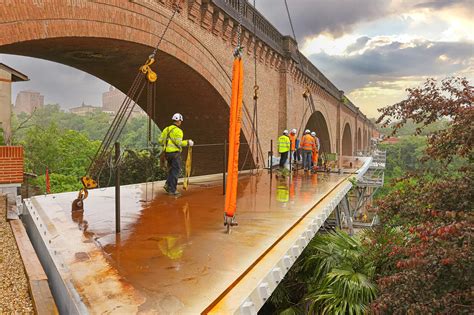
xmin=207 ymin=157 xmax=373 ymax=314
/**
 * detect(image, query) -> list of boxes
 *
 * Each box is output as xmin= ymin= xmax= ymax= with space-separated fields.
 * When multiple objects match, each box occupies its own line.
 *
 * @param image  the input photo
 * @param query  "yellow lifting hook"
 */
xmin=140 ymin=57 xmax=158 ymax=83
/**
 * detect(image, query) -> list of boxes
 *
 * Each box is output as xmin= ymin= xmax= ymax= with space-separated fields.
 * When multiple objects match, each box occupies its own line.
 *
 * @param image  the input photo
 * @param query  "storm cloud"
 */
xmin=256 ymin=0 xmax=391 ymax=40
xmin=309 ymin=38 xmax=474 ymax=91
xmin=414 ymin=0 xmax=473 ymax=9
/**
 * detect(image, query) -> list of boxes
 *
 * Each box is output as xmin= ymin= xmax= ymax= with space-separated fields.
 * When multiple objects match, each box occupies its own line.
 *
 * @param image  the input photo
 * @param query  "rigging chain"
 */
xmin=240 ymin=0 xmax=263 ymax=171
xmin=141 ymin=0 xmax=183 ymax=83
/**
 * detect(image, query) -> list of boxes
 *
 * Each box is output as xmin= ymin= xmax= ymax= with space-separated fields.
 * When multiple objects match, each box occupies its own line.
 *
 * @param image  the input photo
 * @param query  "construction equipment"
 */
xmin=183 ymin=146 xmax=193 ymax=190
xmin=72 ymin=1 xmax=182 ymax=211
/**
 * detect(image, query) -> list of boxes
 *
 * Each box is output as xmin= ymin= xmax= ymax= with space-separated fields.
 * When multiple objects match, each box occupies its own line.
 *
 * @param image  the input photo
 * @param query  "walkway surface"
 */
xmin=0 ymin=195 xmax=34 ymax=313
xmin=25 ymin=162 xmax=365 ymax=314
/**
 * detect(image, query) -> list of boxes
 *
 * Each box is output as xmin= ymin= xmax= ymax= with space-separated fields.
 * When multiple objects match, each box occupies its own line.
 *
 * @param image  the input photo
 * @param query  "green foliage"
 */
xmin=99 ymin=148 xmax=167 ymax=187
xmin=265 ymin=230 xmax=377 ymax=315
xmin=0 ymin=127 xmax=4 ymax=145
xmin=32 ymin=173 xmax=82 ymax=194
xmin=367 ymin=77 xmax=474 ymax=313
xmin=20 ymin=123 xmax=100 ymax=177
xmin=11 ymin=104 xmax=163 ymax=194
xmin=380 ymin=118 xmax=449 ymax=137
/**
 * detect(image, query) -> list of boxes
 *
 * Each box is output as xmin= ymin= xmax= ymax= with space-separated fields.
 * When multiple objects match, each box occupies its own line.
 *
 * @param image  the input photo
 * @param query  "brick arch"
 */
xmin=304 ymin=111 xmax=331 ymax=153
xmin=0 ymin=1 xmax=260 ymax=173
xmin=313 ymin=98 xmax=336 ymax=153
xmin=341 ymin=123 xmax=353 ymax=156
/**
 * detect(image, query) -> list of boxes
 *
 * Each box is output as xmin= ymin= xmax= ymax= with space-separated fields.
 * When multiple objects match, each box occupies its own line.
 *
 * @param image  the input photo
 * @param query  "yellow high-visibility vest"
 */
xmin=278 ymin=135 xmax=291 ymax=153
xmin=159 ymin=125 xmax=189 ymax=153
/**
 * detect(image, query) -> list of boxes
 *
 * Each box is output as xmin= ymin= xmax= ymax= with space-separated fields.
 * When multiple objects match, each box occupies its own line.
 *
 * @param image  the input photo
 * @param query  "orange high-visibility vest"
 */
xmin=289 ymin=134 xmax=296 ymax=151
xmin=300 ymin=134 xmax=315 ymax=151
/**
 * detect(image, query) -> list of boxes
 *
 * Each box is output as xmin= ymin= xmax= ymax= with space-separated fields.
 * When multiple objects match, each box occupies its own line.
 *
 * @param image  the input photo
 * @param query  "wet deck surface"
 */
xmin=29 ymin=170 xmax=356 ymax=313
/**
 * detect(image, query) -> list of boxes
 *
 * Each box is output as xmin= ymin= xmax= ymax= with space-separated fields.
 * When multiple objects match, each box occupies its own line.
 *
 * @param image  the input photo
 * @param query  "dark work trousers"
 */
xmin=165 ymin=152 xmax=181 ymax=193
xmin=302 ymin=150 xmax=312 ymax=170
xmin=279 ymin=151 xmax=289 ymax=168
xmin=293 ymin=149 xmax=301 ymax=162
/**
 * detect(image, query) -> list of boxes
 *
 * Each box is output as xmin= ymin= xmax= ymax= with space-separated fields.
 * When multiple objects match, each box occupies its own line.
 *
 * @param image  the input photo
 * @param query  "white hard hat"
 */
xmin=311 ymin=131 xmax=316 ymax=136
xmin=291 ymin=128 xmax=297 ymax=134
xmin=305 ymin=129 xmax=310 ymax=134
xmin=172 ymin=113 xmax=183 ymax=121
xmin=283 ymin=129 xmax=289 ymax=135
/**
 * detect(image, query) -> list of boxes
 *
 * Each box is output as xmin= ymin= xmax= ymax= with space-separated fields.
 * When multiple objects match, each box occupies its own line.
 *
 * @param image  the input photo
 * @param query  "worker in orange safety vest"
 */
xmin=289 ymin=129 xmax=300 ymax=164
xmin=300 ymin=129 xmax=316 ymax=172
xmin=311 ymin=131 xmax=320 ymax=172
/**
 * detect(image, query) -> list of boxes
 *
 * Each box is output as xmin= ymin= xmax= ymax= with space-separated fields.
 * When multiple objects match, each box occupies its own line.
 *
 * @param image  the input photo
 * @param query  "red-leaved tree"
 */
xmin=369 ymin=77 xmax=473 ymax=313
xmin=377 ymin=77 xmax=473 ymax=163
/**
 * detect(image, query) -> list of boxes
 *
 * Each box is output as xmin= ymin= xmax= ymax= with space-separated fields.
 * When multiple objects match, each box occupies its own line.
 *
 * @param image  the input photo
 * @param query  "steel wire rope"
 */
xmin=239 ymin=0 xmax=262 ymax=173
xmin=87 ymin=73 xmax=142 ymax=175
xmin=283 ymin=0 xmax=317 ymax=138
xmin=88 ymin=0 xmax=181 ymax=177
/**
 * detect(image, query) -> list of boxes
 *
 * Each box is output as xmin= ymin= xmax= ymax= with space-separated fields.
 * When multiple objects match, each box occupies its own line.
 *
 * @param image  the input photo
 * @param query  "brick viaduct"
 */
xmin=0 ymin=0 xmax=378 ymax=174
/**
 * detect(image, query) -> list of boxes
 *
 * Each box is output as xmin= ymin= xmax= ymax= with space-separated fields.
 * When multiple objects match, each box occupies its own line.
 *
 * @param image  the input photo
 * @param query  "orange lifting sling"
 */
xmin=224 ymin=57 xmax=244 ymax=220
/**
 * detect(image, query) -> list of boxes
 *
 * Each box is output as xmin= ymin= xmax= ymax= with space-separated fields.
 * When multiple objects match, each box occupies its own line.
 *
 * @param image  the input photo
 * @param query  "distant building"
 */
xmin=14 ymin=90 xmax=44 ymax=114
xmin=0 ymin=63 xmax=29 ymax=145
xmin=70 ymin=102 xmax=102 ymax=116
xmin=102 ymin=86 xmax=123 ymax=113
xmin=102 ymin=86 xmax=145 ymax=117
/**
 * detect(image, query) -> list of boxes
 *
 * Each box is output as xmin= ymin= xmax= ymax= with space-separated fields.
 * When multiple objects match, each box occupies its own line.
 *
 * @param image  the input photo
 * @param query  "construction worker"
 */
xmin=311 ymin=131 xmax=320 ymax=172
xmin=278 ymin=130 xmax=291 ymax=170
xmin=159 ymin=113 xmax=194 ymax=196
xmin=300 ymin=129 xmax=315 ymax=172
xmin=289 ymin=129 xmax=297 ymax=162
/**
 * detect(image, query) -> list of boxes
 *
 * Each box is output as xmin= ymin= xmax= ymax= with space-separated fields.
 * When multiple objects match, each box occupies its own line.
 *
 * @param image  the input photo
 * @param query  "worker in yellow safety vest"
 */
xmin=300 ymin=129 xmax=316 ymax=172
xmin=159 ymin=113 xmax=194 ymax=196
xmin=277 ymin=130 xmax=291 ymax=170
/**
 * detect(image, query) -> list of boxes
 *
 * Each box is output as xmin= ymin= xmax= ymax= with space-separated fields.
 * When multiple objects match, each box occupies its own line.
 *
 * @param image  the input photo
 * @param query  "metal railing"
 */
xmin=212 ymin=0 xmax=284 ymax=54
xmin=211 ymin=0 xmax=342 ymax=98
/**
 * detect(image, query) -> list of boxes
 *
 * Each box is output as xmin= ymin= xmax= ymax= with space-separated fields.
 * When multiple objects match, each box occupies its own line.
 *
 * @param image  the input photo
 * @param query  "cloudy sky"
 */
xmin=1 ymin=0 xmax=473 ymax=117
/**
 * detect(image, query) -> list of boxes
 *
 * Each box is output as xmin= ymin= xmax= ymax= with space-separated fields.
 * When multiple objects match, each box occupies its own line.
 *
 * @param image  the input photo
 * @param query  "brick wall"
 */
xmin=0 ymin=146 xmax=24 ymax=184
xmin=0 ymin=0 xmax=377 ymax=172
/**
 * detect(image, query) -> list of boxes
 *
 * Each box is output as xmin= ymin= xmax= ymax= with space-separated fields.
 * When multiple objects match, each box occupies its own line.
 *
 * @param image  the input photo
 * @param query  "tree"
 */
xmin=377 ymin=77 xmax=473 ymax=163
xmin=368 ymin=77 xmax=473 ymax=313
xmin=10 ymin=105 xmax=163 ymax=194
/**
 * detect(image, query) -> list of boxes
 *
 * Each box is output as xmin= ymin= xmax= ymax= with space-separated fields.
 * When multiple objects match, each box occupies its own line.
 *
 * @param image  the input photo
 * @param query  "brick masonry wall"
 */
xmin=0 ymin=146 xmax=24 ymax=184
xmin=0 ymin=1 xmax=376 ymax=172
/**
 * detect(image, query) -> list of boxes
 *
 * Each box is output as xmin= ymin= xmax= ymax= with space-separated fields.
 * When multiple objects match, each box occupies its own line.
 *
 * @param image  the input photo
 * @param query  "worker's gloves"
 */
xmin=188 ymin=140 xmax=194 ymax=147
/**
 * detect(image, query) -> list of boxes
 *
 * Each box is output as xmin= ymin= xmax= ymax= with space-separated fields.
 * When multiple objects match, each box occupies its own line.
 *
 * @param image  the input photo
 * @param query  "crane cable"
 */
xmin=91 ymin=1 xmax=182 ymax=180
xmin=283 ymin=0 xmax=316 ymax=139
xmin=73 ymin=1 xmax=182 ymax=209
xmin=241 ymin=0 xmax=261 ymax=172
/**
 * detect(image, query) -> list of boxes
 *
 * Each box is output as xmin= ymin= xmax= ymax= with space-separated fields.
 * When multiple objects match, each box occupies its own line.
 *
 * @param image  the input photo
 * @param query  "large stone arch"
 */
xmin=0 ymin=1 xmax=262 ymax=174
xmin=341 ymin=123 xmax=353 ymax=156
xmin=304 ymin=111 xmax=331 ymax=153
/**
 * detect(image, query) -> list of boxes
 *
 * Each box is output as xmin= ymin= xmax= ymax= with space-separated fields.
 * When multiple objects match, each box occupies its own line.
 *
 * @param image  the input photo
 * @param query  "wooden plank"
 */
xmin=10 ymin=219 xmax=58 ymax=315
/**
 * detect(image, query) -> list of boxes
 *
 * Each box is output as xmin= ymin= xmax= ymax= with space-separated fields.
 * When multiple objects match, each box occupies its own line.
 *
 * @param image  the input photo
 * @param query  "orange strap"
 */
xmin=224 ymin=58 xmax=244 ymax=218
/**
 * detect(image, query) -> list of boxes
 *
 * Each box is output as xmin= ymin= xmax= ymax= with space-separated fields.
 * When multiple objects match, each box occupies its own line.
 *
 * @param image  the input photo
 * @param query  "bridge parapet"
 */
xmin=211 ymin=0 xmax=342 ymax=100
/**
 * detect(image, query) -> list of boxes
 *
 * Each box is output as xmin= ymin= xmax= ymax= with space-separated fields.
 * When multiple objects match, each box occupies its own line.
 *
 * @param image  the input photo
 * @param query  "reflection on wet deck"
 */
xmin=29 ymin=170 xmax=352 ymax=313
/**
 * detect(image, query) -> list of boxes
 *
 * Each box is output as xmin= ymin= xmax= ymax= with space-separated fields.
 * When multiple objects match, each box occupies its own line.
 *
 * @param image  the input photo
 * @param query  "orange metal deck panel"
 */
xmin=24 ymin=163 xmax=368 ymax=314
